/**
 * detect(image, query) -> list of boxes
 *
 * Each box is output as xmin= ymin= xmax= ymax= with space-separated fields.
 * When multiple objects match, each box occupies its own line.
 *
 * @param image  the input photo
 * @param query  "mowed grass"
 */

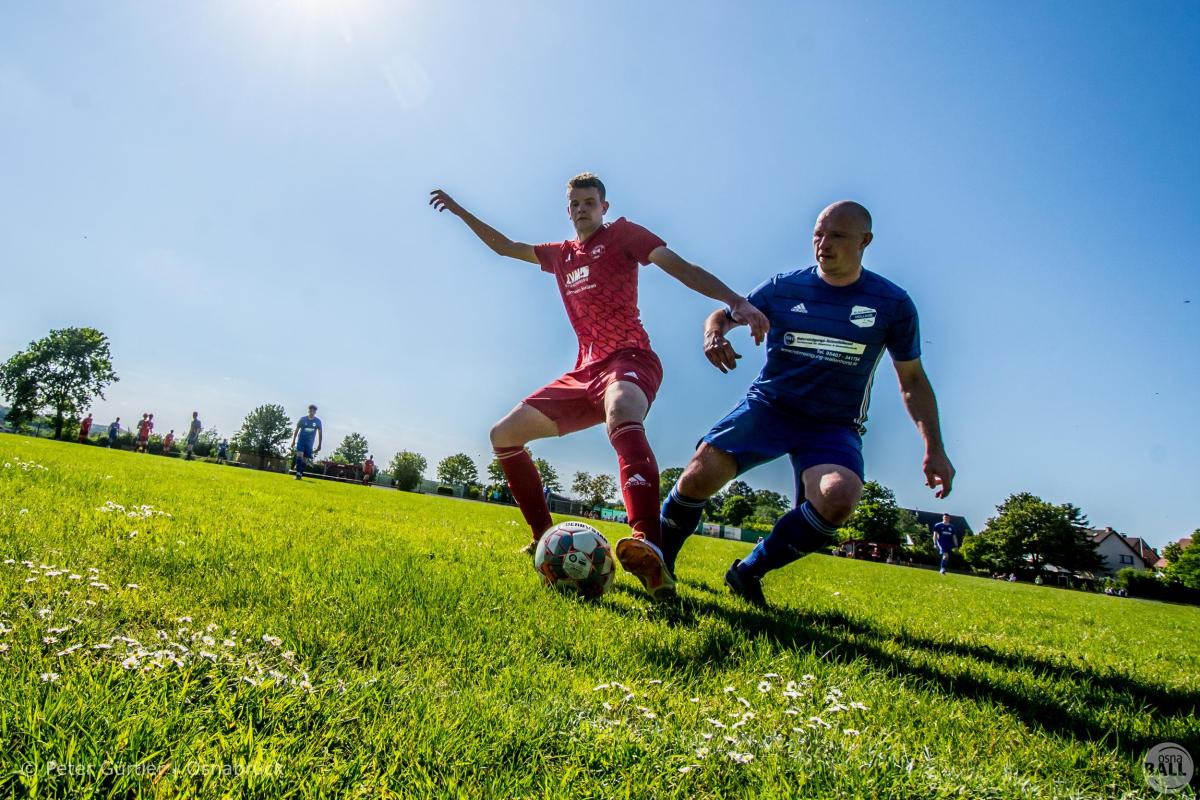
xmin=1 ymin=435 xmax=1197 ymax=799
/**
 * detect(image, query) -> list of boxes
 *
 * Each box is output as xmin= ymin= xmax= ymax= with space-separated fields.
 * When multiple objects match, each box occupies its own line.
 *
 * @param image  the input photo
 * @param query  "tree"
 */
xmin=0 ymin=327 xmax=118 ymax=440
xmin=660 ymin=467 xmax=685 ymax=499
xmin=571 ymin=471 xmax=617 ymax=506
xmin=235 ymin=404 xmax=292 ymax=459
xmin=437 ymin=453 xmax=478 ymax=486
xmin=333 ymin=432 xmax=369 ymax=464
xmin=721 ymin=495 xmax=753 ymax=527
xmin=964 ymin=493 xmax=1102 ymax=575
xmin=1162 ymin=541 xmax=1184 ymax=564
xmin=752 ymin=488 xmax=790 ymax=525
xmin=534 ymin=458 xmax=562 ymax=493
xmin=837 ymin=481 xmax=903 ymax=545
xmin=726 ymin=480 xmax=755 ymax=499
xmin=1164 ymin=533 xmax=1200 ymax=590
xmin=388 ymin=451 xmax=427 ymax=491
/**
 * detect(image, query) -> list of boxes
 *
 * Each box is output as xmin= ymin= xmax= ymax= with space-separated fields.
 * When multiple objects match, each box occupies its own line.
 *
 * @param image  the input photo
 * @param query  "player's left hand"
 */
xmin=924 ymin=450 xmax=955 ymax=498
xmin=705 ymin=330 xmax=741 ymax=373
xmin=728 ymin=298 xmax=770 ymax=345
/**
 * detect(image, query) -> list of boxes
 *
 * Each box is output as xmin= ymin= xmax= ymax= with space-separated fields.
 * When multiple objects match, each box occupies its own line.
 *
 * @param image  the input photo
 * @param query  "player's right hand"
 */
xmin=429 ymin=189 xmax=462 ymax=215
xmin=729 ymin=297 xmax=770 ymax=345
xmin=705 ymin=330 xmax=741 ymax=373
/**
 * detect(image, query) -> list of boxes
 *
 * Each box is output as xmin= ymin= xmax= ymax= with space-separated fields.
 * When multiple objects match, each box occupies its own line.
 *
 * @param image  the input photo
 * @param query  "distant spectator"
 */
xmin=78 ymin=413 xmax=93 ymax=443
xmin=362 ymin=454 xmax=376 ymax=486
xmin=107 ymin=417 xmax=121 ymax=448
xmin=216 ymin=439 xmax=230 ymax=463
xmin=163 ymin=430 xmax=175 ymax=453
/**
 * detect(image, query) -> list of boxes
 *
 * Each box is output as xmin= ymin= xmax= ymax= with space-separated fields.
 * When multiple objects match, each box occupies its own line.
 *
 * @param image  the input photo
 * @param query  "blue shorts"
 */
xmin=701 ymin=398 xmax=865 ymax=485
xmin=296 ymin=440 xmax=315 ymax=459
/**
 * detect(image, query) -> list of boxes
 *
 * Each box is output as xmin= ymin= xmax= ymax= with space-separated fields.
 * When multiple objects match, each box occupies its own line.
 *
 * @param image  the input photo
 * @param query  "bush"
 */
xmin=1116 ymin=568 xmax=1200 ymax=605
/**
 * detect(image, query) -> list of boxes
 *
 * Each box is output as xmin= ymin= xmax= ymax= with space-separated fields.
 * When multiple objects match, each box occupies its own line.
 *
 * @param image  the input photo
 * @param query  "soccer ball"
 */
xmin=534 ymin=521 xmax=615 ymax=598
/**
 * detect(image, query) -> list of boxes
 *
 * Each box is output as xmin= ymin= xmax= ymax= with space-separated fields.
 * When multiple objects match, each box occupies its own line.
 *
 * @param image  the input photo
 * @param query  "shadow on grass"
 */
xmin=603 ymin=582 xmax=1200 ymax=757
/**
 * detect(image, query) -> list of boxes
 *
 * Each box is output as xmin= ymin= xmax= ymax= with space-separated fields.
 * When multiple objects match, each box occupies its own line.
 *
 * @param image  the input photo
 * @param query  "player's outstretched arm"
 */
xmin=649 ymin=247 xmax=769 ymax=344
xmin=893 ymin=358 xmax=955 ymax=498
xmin=429 ymin=189 xmax=538 ymax=264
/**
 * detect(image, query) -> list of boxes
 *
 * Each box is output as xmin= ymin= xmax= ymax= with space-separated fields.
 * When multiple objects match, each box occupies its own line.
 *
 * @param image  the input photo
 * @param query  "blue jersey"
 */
xmin=296 ymin=415 xmax=322 ymax=444
xmin=108 ymin=422 xmax=119 ymax=437
xmin=739 ymin=267 xmax=920 ymax=430
xmin=933 ymin=521 xmax=956 ymax=548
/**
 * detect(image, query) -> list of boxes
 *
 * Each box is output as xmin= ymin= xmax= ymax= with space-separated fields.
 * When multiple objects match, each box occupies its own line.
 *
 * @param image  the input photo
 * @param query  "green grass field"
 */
xmin=2 ymin=434 xmax=1197 ymax=798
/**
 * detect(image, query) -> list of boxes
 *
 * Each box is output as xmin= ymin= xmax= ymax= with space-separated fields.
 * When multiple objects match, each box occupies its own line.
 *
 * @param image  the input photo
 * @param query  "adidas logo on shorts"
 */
xmin=791 ymin=303 xmax=808 ymax=313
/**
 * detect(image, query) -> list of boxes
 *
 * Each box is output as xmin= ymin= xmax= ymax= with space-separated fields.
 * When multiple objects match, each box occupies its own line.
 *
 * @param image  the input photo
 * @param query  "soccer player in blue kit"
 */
xmin=659 ymin=201 xmax=956 ymax=608
xmin=933 ymin=513 xmax=958 ymax=574
xmin=291 ymin=405 xmax=323 ymax=480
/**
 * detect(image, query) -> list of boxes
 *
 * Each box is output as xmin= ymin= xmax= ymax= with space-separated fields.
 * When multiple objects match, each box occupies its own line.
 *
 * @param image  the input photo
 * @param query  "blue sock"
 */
xmin=738 ymin=501 xmax=839 ymax=579
xmin=660 ymin=486 xmax=708 ymax=572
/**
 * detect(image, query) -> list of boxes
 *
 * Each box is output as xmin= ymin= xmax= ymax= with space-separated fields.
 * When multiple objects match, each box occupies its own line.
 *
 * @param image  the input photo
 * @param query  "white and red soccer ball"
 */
xmin=534 ymin=521 xmax=615 ymax=598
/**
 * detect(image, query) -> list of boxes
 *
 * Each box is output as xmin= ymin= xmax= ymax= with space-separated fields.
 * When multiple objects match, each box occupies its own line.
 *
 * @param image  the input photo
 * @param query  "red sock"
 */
xmin=609 ymin=421 xmax=661 ymax=546
xmin=495 ymin=446 xmax=553 ymax=541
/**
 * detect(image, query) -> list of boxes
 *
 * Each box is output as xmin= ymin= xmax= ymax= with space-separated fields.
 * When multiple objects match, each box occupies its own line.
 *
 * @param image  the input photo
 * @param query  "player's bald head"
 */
xmin=818 ymin=201 xmax=872 ymax=232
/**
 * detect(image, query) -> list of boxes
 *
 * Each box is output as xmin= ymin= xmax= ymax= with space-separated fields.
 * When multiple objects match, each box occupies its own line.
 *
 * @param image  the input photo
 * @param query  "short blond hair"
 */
xmin=567 ymin=172 xmax=606 ymax=201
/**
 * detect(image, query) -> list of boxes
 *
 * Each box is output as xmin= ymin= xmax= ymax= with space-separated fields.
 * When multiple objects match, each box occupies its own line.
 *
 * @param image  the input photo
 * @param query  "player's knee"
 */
xmin=807 ymin=470 xmax=861 ymax=524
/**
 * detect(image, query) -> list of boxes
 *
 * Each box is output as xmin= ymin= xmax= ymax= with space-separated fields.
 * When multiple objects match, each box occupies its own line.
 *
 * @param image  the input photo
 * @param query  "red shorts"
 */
xmin=524 ymin=348 xmax=663 ymax=436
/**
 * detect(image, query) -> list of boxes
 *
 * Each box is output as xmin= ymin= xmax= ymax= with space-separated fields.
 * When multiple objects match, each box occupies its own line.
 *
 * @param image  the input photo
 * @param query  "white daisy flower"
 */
xmin=705 ymin=718 xmax=727 ymax=729
xmin=843 ymin=729 xmax=860 ymax=736
xmin=728 ymin=752 xmax=754 ymax=764
xmin=40 ymin=672 xmax=61 ymax=683
xmin=42 ymin=636 xmax=58 ymax=644
xmin=262 ymin=634 xmax=283 ymax=647
xmin=93 ymin=643 xmax=113 ymax=650
xmin=593 ymin=683 xmax=610 ymax=691
xmin=37 ymin=608 xmax=52 ymax=619
xmin=757 ymin=681 xmax=771 ymax=693
xmin=850 ymin=701 xmax=869 ymax=711
xmin=121 ymin=656 xmax=140 ymax=670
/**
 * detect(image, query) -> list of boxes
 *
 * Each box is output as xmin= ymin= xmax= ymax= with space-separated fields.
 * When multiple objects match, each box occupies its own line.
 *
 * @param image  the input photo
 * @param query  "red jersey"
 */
xmin=534 ymin=217 xmax=665 ymax=368
xmin=163 ymin=434 xmax=174 ymax=449
xmin=364 ymin=459 xmax=375 ymax=475
xmin=137 ymin=419 xmax=152 ymax=439
xmin=80 ymin=418 xmax=92 ymax=436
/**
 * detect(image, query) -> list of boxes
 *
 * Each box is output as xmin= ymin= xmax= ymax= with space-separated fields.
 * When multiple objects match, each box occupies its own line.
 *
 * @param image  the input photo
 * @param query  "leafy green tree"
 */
xmin=1165 ymin=534 xmax=1200 ymax=590
xmin=388 ymin=451 xmax=427 ymax=491
xmin=571 ymin=471 xmax=617 ymax=506
xmin=534 ymin=458 xmax=562 ymax=493
xmin=437 ymin=453 xmax=478 ymax=486
xmin=333 ymin=432 xmax=370 ymax=464
xmin=964 ymin=493 xmax=1101 ymax=574
xmin=0 ymin=327 xmax=118 ymax=440
xmin=896 ymin=509 xmax=932 ymax=551
xmin=722 ymin=495 xmax=753 ymax=527
xmin=837 ymin=481 xmax=902 ymax=545
xmin=726 ymin=480 xmax=755 ymax=499
xmin=235 ymin=403 xmax=292 ymax=459
xmin=1162 ymin=541 xmax=1184 ymax=564
xmin=752 ymin=488 xmax=790 ymax=524
xmin=660 ymin=467 xmax=684 ymax=499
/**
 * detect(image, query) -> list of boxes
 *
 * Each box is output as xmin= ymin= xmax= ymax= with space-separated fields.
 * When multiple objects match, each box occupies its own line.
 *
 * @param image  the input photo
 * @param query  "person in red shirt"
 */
xmin=431 ymin=173 xmax=768 ymax=601
xmin=136 ymin=414 xmax=154 ymax=453
xmin=362 ymin=455 xmax=376 ymax=486
xmin=78 ymin=413 xmax=93 ymax=443
xmin=162 ymin=430 xmax=175 ymax=454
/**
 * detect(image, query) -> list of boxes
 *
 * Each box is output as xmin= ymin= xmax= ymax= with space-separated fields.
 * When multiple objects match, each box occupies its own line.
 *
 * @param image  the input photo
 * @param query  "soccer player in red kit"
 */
xmin=430 ymin=174 xmax=768 ymax=600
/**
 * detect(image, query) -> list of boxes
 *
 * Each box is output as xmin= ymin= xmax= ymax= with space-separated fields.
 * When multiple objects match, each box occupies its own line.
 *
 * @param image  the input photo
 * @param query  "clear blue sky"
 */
xmin=2 ymin=1 xmax=1197 ymax=548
